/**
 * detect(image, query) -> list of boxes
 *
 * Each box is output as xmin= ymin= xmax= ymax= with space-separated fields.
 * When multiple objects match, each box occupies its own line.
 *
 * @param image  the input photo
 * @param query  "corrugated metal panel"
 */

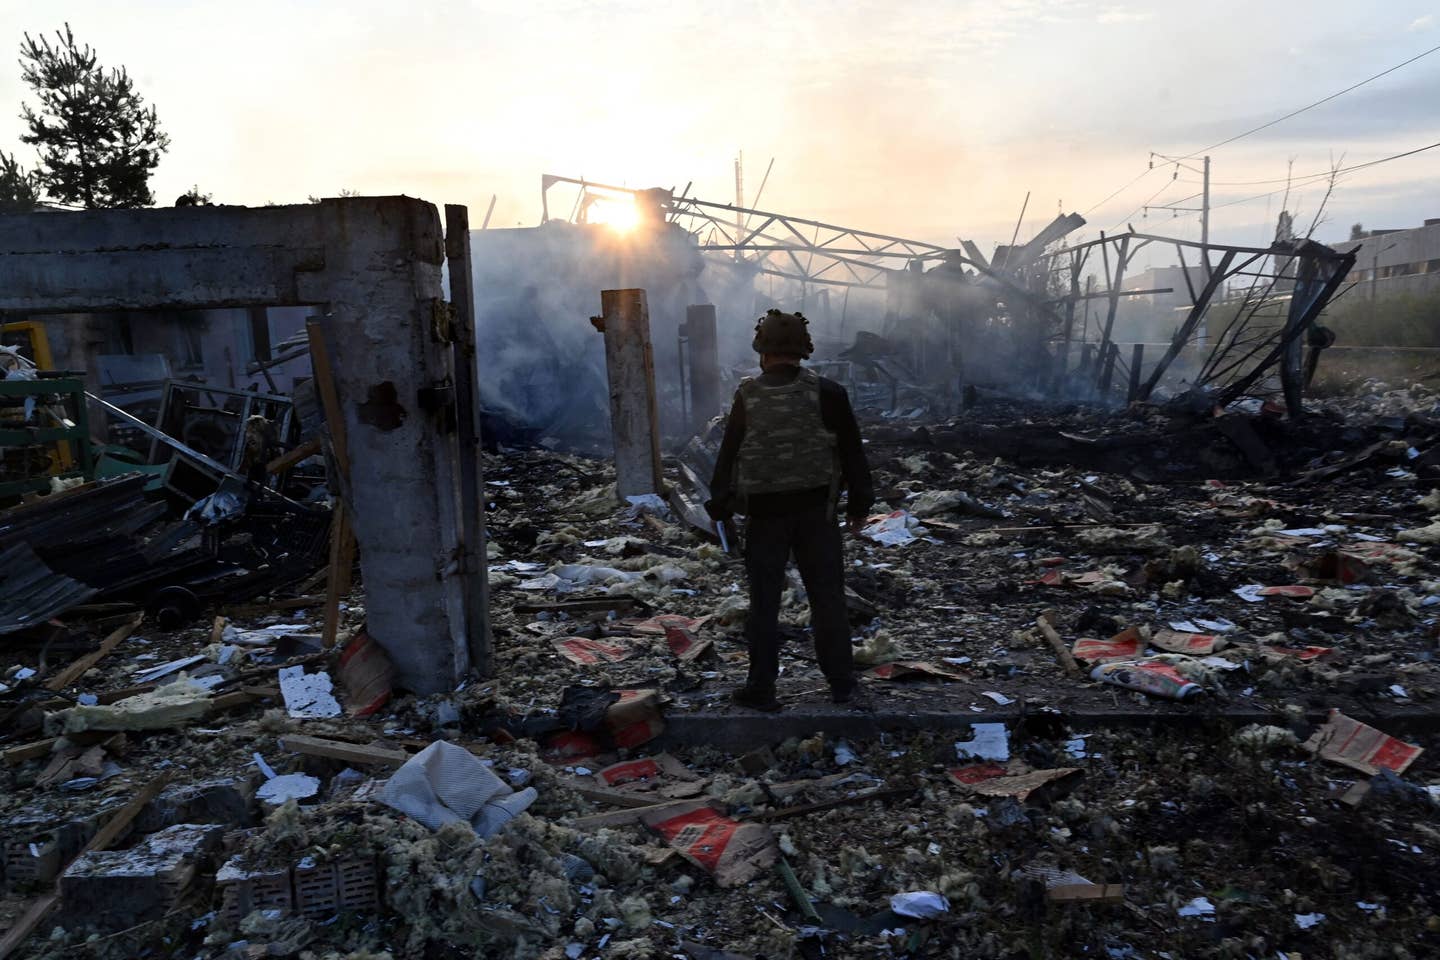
xmin=0 ymin=541 xmax=98 ymax=635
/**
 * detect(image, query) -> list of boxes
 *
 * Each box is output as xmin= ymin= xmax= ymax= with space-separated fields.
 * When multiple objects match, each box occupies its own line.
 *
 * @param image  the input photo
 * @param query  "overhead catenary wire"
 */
xmin=1180 ymin=139 xmax=1440 ymax=187
xmin=1107 ymin=179 xmax=1178 ymax=231
xmin=1083 ymin=43 xmax=1440 ymax=229
xmin=1082 ymin=165 xmax=1156 ymax=217
xmin=1206 ymin=139 xmax=1440 ymax=210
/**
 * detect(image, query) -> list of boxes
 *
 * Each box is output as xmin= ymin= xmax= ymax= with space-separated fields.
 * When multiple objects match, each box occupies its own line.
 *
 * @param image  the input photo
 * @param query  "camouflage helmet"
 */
xmin=751 ymin=309 xmax=814 ymax=358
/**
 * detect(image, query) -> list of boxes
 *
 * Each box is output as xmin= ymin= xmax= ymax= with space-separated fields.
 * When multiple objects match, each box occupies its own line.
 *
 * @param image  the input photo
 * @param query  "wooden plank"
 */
xmin=239 ymin=685 xmax=281 ymax=700
xmin=279 ymin=734 xmax=408 ymax=768
xmin=295 ymin=565 xmax=328 ymax=597
xmin=265 ymin=437 xmax=321 ymax=475
xmin=84 ymin=771 xmax=174 ymax=854
xmin=0 ymin=894 xmax=59 ymax=960
xmin=96 ymin=683 xmax=157 ymax=705
xmin=2 ymin=736 xmax=57 ymax=765
xmin=753 ymin=786 xmax=913 ymax=822
xmin=1036 ymin=611 xmax=1083 ymax=679
xmin=206 ymin=691 xmax=258 ymax=716
xmin=558 ymin=777 xmax=673 ymax=810
xmin=220 ymin=595 xmax=323 ymax=617
xmin=63 ymin=603 xmax=142 ymax=617
xmin=306 ymin=320 xmax=350 ymax=481
xmin=569 ymin=797 xmax=707 ymax=830
xmin=322 ymin=503 xmax=354 ymax=649
xmin=1048 ymin=883 xmax=1125 ymax=904
xmin=983 ymin=522 xmax=1154 ymax=535
xmin=44 ymin=613 xmax=143 ymax=692
xmin=514 ymin=597 xmax=637 ymax=615
xmin=307 ymin=318 xmax=357 ymax=650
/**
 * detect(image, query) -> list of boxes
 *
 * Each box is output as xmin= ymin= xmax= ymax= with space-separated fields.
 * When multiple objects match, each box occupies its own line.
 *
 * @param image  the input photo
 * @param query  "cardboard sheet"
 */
xmin=1302 ymin=709 xmax=1423 ymax=776
xmin=640 ymin=799 xmax=778 ymax=887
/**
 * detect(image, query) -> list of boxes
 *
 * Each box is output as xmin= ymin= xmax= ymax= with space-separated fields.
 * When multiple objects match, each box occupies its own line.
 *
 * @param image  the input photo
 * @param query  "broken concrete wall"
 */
xmin=0 ymin=197 xmax=480 ymax=694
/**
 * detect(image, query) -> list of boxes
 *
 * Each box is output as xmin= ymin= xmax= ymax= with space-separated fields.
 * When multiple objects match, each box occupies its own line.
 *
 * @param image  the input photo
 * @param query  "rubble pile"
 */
xmin=2 ymin=384 xmax=1439 ymax=959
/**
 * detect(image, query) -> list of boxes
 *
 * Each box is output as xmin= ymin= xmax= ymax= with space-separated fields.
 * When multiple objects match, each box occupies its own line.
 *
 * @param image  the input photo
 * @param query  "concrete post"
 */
xmin=594 ymin=289 xmax=663 ymax=499
xmin=311 ymin=199 xmax=473 ymax=695
xmin=683 ymin=304 xmax=721 ymax=433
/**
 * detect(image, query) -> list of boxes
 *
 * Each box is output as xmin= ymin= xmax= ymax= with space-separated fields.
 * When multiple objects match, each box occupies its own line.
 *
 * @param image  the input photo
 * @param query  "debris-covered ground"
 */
xmin=4 ymin=382 xmax=1440 ymax=959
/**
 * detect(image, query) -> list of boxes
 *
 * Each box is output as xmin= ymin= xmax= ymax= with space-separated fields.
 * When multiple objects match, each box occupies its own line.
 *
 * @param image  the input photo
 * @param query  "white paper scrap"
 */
xmin=955 ymin=723 xmax=1010 ymax=761
xmin=1178 ymin=897 xmax=1215 ymax=918
xmin=257 ymin=772 xmax=320 ymax=805
xmin=862 ymin=511 xmax=920 ymax=547
xmin=279 ymin=665 xmax=342 ymax=718
xmin=890 ymin=891 xmax=949 ymax=919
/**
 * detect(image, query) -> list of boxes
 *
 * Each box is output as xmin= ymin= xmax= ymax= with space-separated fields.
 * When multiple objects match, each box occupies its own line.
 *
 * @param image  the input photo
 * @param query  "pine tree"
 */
xmin=0 ymin=150 xmax=40 ymax=213
xmin=18 ymin=24 xmax=170 ymax=208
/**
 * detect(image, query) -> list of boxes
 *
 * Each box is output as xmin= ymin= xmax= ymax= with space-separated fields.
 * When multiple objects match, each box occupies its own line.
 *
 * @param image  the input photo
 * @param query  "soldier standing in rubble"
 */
xmin=706 ymin=309 xmax=875 ymax=712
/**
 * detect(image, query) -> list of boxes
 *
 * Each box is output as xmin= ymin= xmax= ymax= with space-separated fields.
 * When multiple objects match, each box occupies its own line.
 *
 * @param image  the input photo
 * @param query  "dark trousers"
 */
xmin=743 ymin=500 xmax=854 ymax=693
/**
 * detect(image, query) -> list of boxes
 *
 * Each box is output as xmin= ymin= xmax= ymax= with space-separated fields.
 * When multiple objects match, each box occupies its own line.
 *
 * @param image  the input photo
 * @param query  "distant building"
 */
xmin=1333 ymin=218 xmax=1440 ymax=298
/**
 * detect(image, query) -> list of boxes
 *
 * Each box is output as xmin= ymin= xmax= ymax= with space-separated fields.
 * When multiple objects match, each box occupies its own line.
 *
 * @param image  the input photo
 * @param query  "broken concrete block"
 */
xmin=0 ymin=810 xmax=103 ymax=892
xmin=217 ymin=856 xmax=294 ymax=927
xmin=2 ymin=831 xmax=62 ymax=892
xmin=134 ymin=777 xmax=258 ymax=833
xmin=60 ymin=823 xmax=224 ymax=930
xmin=293 ymin=855 xmax=380 ymax=919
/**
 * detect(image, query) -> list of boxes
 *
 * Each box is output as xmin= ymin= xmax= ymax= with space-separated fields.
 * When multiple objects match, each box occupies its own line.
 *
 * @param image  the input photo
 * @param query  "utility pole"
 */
xmin=1143 ymin=151 xmax=1215 ymax=348
xmin=1201 ymin=155 xmax=1211 ymax=276
xmin=734 ymin=151 xmax=744 ymax=262
xmin=1199 ymin=155 xmax=1211 ymax=345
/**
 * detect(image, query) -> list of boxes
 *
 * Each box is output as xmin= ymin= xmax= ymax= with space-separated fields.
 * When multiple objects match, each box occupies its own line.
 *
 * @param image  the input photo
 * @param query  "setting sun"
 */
xmin=584 ymin=195 xmax=641 ymax=233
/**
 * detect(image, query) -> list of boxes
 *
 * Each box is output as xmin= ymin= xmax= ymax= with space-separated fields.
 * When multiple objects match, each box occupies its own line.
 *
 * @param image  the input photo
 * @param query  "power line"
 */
xmin=1170 ymin=41 xmax=1440 ymax=160
xmin=1081 ymin=165 xmax=1155 ymax=217
xmin=1206 ymin=139 xmax=1440 ymax=209
xmin=1145 ymin=190 xmax=1204 ymax=212
xmin=1180 ymin=139 xmax=1440 ymax=185
xmin=1108 ymin=179 xmax=1177 ymax=231
xmin=1085 ymin=43 xmax=1440 ymax=225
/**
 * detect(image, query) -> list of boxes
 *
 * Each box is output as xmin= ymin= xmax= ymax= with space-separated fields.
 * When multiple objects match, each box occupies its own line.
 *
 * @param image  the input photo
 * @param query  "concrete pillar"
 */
xmin=683 ymin=304 xmax=721 ymax=433
xmin=307 ymin=198 xmax=474 ymax=695
xmin=593 ymin=288 xmax=662 ymax=499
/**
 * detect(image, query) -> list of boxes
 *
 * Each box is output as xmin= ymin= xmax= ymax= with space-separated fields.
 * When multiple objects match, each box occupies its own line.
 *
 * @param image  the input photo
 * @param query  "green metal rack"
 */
xmin=0 ymin=377 xmax=94 ymax=498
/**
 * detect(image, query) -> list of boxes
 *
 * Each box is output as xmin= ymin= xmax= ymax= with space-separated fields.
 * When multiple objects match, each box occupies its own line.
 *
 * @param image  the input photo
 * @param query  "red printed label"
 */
xmin=1370 ymin=737 xmax=1422 ymax=772
xmin=948 ymin=763 xmax=1008 ymax=785
xmin=599 ymin=758 xmax=660 ymax=786
xmin=652 ymin=807 xmax=741 ymax=872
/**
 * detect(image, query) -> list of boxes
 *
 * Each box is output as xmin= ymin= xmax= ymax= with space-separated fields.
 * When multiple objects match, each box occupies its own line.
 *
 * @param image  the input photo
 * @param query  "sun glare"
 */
xmin=587 ymin=197 xmax=641 ymax=233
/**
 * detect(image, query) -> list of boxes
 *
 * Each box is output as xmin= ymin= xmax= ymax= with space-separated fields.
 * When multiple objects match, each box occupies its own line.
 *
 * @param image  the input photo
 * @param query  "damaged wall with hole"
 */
xmin=0 ymin=197 xmax=486 ymax=695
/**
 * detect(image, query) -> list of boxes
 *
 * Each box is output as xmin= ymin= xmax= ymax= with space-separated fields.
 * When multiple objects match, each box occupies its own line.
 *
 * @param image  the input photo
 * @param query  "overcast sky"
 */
xmin=0 ymin=0 xmax=1437 ymax=260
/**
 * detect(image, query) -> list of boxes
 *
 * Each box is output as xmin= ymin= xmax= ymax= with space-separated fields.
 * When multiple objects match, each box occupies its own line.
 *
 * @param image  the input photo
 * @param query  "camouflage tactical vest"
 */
xmin=735 ymin=367 xmax=838 ymax=495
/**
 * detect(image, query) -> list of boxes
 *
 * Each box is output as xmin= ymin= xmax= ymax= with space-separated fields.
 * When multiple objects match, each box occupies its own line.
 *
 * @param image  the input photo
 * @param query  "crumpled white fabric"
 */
xmin=378 ymin=741 xmax=537 ymax=837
